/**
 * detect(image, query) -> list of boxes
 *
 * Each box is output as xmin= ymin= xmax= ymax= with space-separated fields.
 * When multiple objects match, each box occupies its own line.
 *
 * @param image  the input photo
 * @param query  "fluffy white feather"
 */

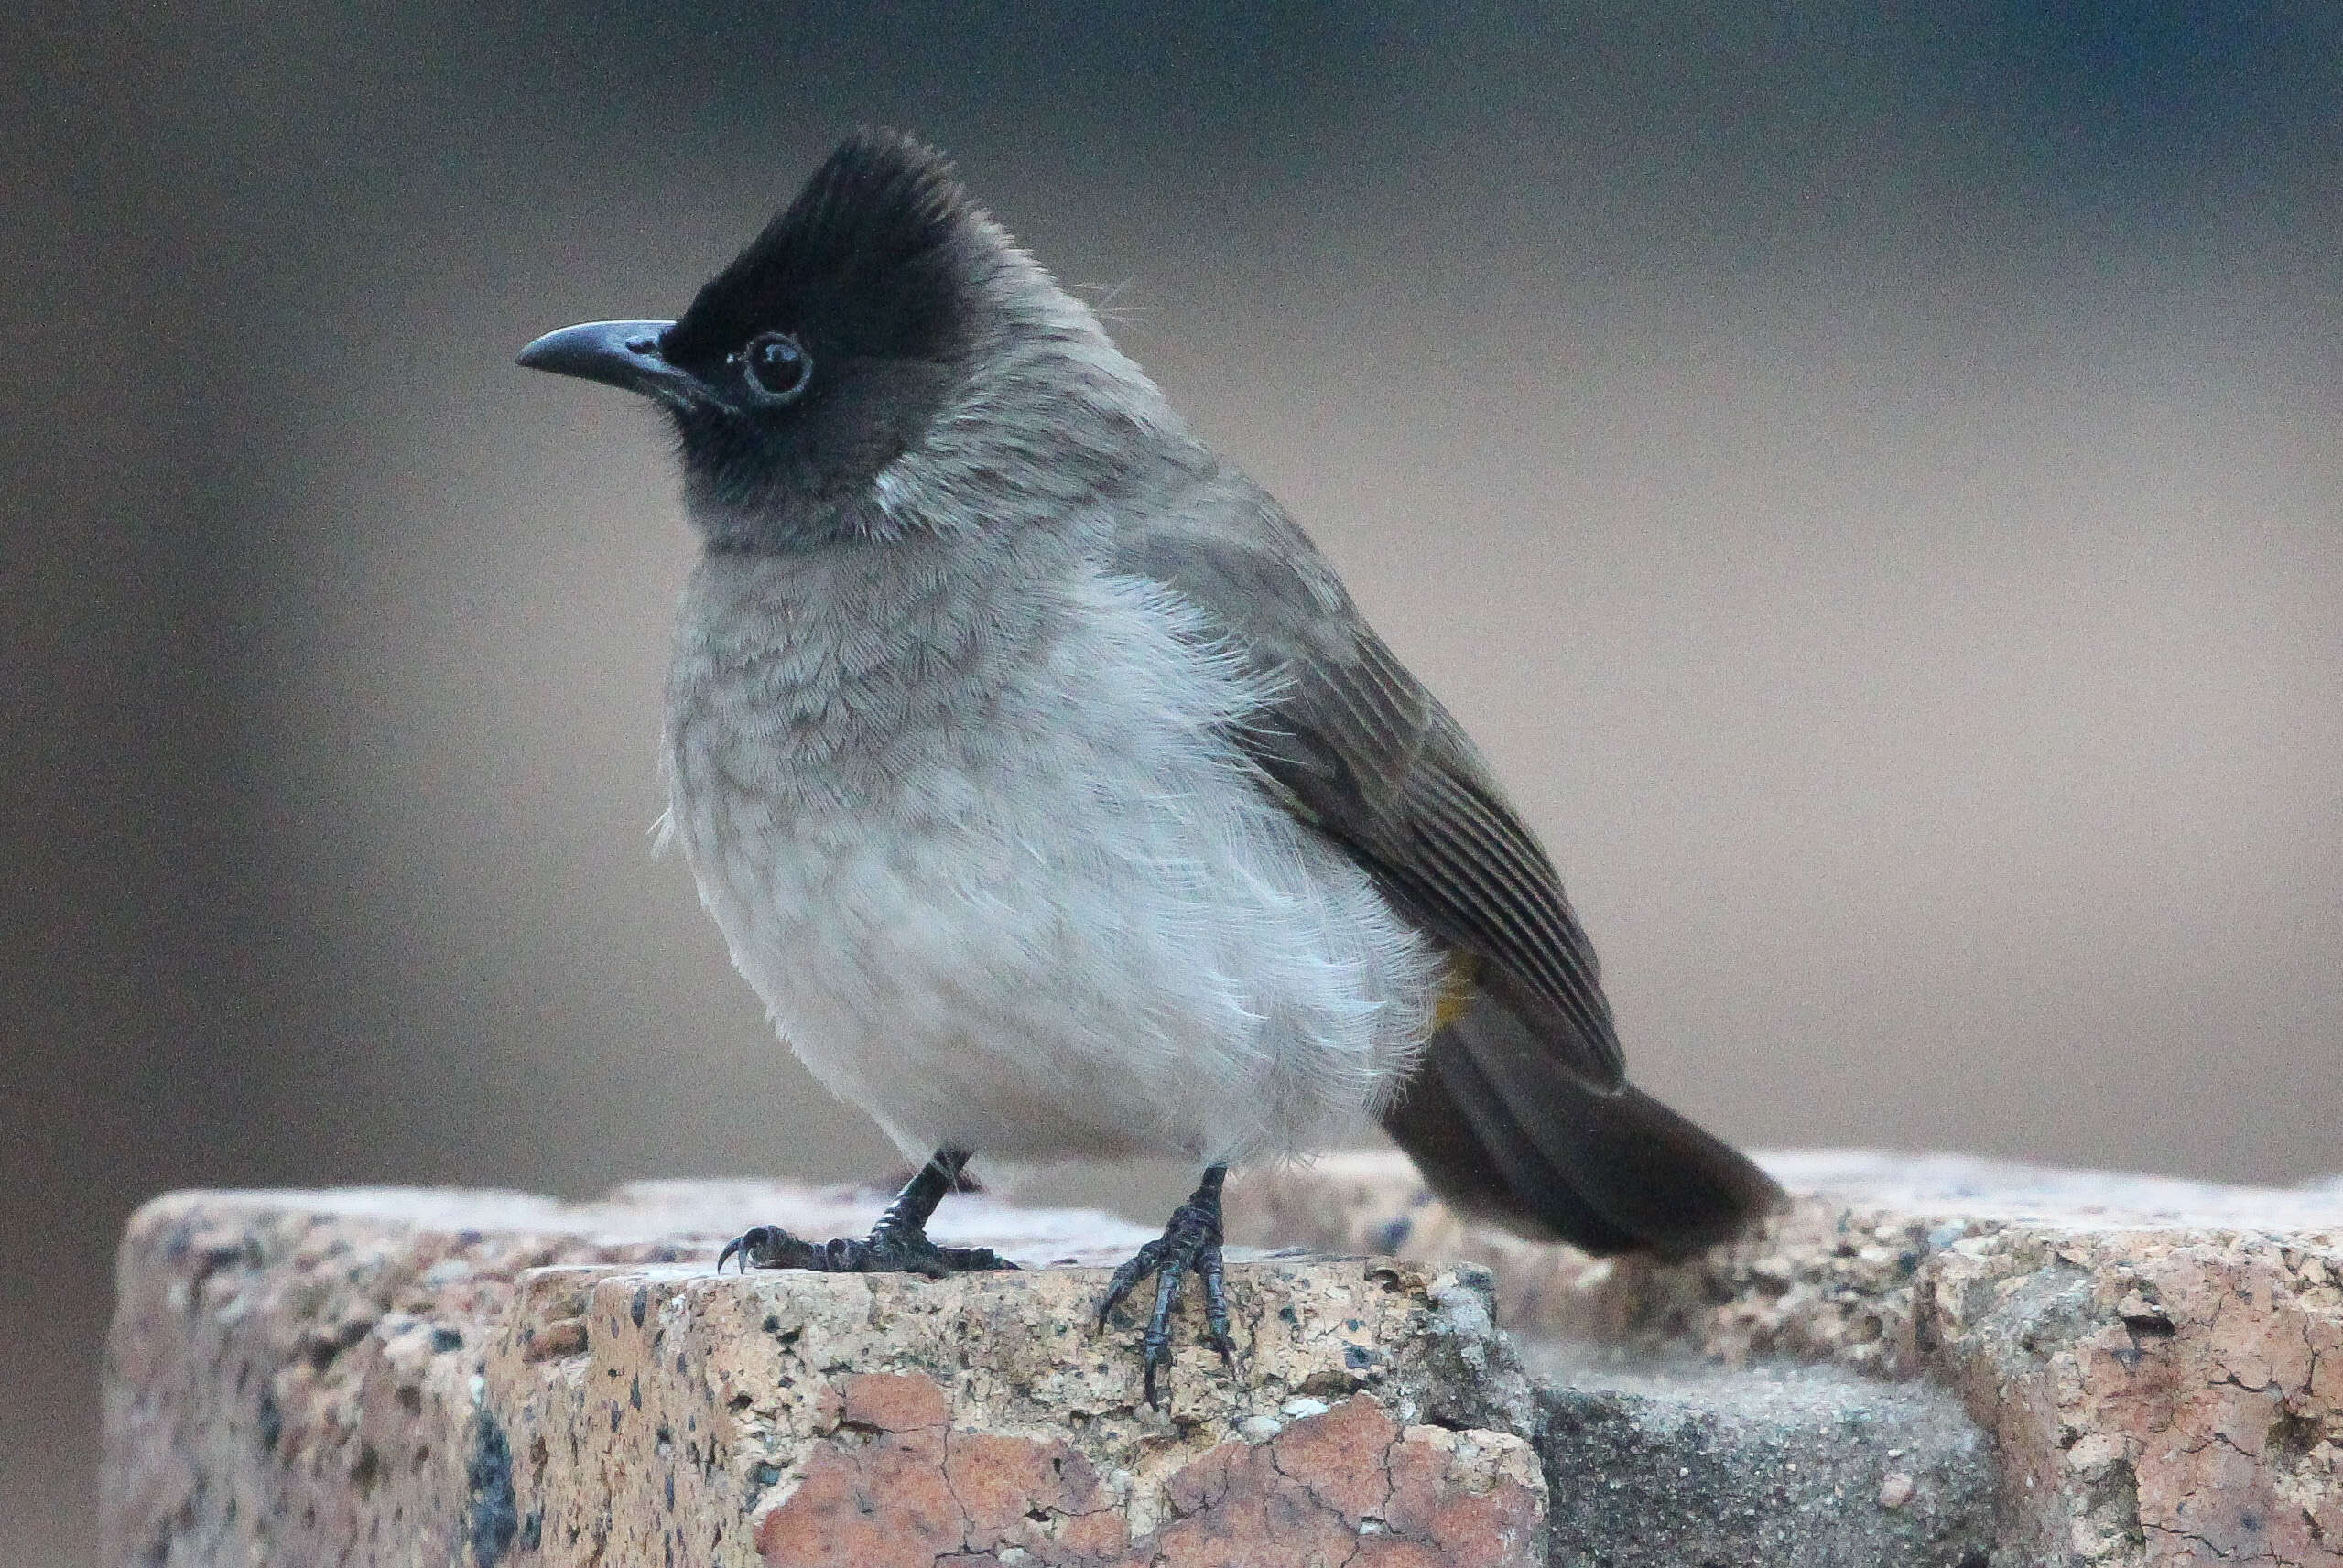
xmin=661 ymin=524 xmax=1439 ymax=1165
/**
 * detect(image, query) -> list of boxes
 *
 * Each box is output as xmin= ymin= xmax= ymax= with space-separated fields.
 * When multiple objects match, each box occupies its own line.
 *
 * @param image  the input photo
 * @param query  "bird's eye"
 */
xmin=738 ymin=332 xmax=813 ymax=404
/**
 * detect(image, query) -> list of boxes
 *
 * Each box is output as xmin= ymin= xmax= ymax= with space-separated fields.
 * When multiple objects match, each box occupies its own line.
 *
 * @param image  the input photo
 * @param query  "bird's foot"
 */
xmin=716 ymin=1148 xmax=1013 ymax=1278
xmin=1096 ymin=1166 xmax=1238 ymax=1409
xmin=717 ymin=1221 xmax=1014 ymax=1278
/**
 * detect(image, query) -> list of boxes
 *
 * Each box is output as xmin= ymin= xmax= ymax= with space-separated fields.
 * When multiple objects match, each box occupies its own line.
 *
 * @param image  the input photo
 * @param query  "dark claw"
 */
xmin=718 ymin=1223 xmax=824 ymax=1273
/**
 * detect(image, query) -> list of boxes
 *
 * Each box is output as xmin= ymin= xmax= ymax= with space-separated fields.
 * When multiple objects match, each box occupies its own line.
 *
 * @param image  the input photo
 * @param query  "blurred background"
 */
xmin=6 ymin=3 xmax=2339 ymax=1561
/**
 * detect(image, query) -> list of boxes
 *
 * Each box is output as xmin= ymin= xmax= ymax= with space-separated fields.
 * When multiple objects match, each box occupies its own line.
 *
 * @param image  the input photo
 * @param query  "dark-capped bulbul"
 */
xmin=517 ymin=130 xmax=1782 ymax=1408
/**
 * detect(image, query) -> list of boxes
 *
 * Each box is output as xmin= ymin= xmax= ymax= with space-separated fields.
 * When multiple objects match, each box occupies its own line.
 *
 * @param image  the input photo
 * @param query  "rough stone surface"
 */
xmin=103 ymin=1181 xmax=1544 ymax=1567
xmin=1228 ymin=1149 xmax=2343 ymax=1568
xmin=1531 ymin=1352 xmax=1995 ymax=1568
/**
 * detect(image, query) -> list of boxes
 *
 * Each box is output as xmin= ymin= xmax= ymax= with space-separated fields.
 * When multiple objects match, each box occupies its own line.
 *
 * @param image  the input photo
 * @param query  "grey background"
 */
xmin=6 ymin=5 xmax=2339 ymax=1562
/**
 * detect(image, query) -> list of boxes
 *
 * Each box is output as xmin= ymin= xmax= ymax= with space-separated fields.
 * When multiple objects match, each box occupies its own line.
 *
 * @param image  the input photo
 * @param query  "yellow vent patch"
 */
xmin=1432 ymin=950 xmax=1480 ymax=1033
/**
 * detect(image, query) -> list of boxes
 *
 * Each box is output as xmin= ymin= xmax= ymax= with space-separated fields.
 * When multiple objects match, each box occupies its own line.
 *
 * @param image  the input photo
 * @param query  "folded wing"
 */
xmin=1111 ymin=476 xmax=1781 ymax=1252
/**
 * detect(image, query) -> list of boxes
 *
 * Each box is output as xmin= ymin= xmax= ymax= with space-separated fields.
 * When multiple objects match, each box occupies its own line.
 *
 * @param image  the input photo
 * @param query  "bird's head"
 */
xmin=519 ymin=131 xmax=1172 ymax=551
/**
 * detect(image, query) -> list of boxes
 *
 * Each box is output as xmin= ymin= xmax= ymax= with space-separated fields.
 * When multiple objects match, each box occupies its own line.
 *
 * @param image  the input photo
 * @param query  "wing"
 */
xmin=1109 ymin=471 xmax=1627 ymax=1092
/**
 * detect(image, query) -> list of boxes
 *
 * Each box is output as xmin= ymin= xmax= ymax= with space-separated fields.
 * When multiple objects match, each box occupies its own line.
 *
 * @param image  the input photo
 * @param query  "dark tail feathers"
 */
xmin=1381 ymin=986 xmax=1784 ymax=1258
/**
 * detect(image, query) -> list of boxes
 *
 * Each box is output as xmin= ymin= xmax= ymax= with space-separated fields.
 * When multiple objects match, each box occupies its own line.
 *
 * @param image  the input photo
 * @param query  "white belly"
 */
xmin=661 ymin=545 xmax=1438 ymax=1164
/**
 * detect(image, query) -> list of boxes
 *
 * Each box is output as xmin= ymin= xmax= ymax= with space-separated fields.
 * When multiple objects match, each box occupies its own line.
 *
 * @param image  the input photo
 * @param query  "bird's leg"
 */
xmin=718 ymin=1149 xmax=1015 ymax=1277
xmin=1096 ymin=1164 xmax=1239 ymax=1408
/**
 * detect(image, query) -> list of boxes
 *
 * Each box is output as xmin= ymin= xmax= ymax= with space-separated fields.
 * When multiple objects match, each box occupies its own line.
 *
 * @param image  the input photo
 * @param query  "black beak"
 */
xmin=515 ymin=319 xmax=704 ymax=409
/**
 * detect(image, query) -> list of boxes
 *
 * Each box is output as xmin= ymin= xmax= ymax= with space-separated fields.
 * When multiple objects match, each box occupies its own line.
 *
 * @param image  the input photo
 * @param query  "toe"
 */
xmin=934 ymin=1244 xmax=1016 ymax=1272
xmin=1097 ymin=1240 xmax=1166 ymax=1328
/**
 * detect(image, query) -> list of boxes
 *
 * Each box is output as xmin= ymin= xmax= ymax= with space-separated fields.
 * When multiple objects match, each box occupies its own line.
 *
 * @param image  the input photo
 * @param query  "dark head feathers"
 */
xmin=664 ymin=130 xmax=1000 ymax=371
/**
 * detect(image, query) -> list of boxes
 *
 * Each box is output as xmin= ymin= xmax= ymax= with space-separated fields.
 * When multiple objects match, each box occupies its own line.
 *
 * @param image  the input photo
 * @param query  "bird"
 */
xmin=517 ymin=129 xmax=1783 ymax=1408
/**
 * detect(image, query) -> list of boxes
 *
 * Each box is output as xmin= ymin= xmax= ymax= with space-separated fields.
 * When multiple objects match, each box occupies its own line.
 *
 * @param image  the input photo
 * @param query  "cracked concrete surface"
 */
xmin=102 ymin=1158 xmax=2341 ymax=1565
xmin=102 ymin=1182 xmax=1542 ymax=1567
xmin=1229 ymin=1150 xmax=2343 ymax=1567
xmin=751 ymin=1372 xmax=1542 ymax=1565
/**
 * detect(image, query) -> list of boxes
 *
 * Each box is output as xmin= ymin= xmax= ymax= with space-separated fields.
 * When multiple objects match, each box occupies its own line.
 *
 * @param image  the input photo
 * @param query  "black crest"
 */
xmin=664 ymin=130 xmax=994 ymax=371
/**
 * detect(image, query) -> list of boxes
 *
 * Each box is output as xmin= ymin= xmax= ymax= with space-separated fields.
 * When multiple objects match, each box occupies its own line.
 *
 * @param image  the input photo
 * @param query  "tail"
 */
xmin=1381 ymin=985 xmax=1784 ymax=1257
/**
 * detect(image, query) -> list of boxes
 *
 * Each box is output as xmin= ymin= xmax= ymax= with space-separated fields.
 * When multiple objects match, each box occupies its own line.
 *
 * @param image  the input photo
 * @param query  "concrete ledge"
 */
xmin=103 ymin=1156 xmax=2343 ymax=1566
xmin=1228 ymin=1150 xmax=2343 ymax=1567
xmin=102 ymin=1182 xmax=1542 ymax=1567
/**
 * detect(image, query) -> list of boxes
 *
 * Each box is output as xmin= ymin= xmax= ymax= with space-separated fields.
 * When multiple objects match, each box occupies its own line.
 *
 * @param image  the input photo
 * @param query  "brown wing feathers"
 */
xmin=1251 ymin=616 xmax=1627 ymax=1088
